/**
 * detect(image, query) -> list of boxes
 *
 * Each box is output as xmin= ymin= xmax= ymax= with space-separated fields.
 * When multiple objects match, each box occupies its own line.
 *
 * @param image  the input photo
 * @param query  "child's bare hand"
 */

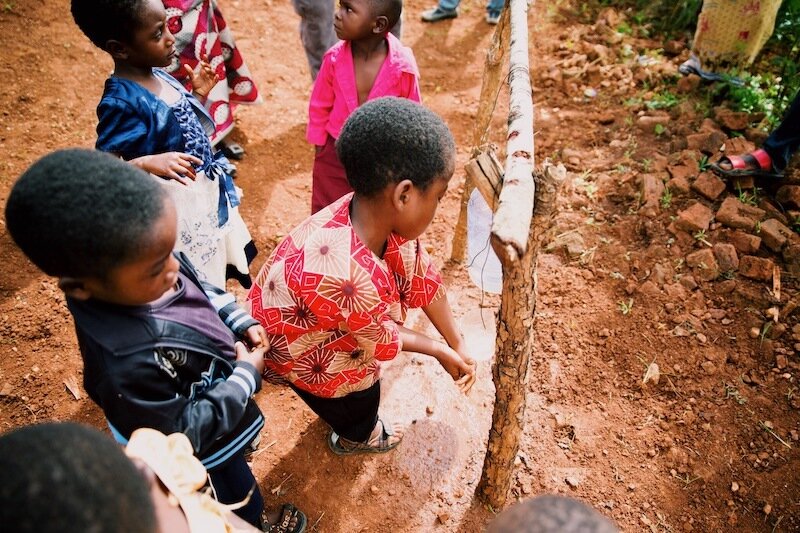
xmin=185 ymin=54 xmax=221 ymax=99
xmin=243 ymin=325 xmax=269 ymax=350
xmin=437 ymin=344 xmax=477 ymax=394
xmin=234 ymin=341 xmax=266 ymax=375
xmin=135 ymin=152 xmax=201 ymax=184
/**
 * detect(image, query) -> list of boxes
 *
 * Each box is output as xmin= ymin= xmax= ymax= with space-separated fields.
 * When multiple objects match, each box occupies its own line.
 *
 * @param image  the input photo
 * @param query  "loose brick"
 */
xmin=686 ymin=130 xmax=727 ymax=155
xmin=686 ymin=249 xmax=719 ymax=281
xmin=714 ymin=108 xmax=751 ymax=131
xmin=776 ymin=186 xmax=800 ymax=210
xmin=691 ymin=172 xmax=726 ymax=201
xmin=730 ymin=230 xmax=761 ymax=253
xmin=675 ymin=202 xmax=713 ymax=233
xmin=759 ymin=218 xmax=793 ymax=252
xmin=716 ymin=197 xmax=765 ymax=231
xmin=713 ymin=243 xmax=739 ymax=272
xmin=783 ymin=244 xmax=800 ymax=276
xmin=738 ymin=256 xmax=774 ymax=281
xmin=667 ymin=176 xmax=691 ymax=195
xmin=667 ymin=164 xmax=696 ymax=183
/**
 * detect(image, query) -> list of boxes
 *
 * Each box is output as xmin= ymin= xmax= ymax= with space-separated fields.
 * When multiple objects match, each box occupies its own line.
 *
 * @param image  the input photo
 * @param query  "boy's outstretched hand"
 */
xmin=243 ymin=325 xmax=269 ymax=350
xmin=234 ymin=341 xmax=266 ymax=376
xmin=437 ymin=343 xmax=477 ymax=394
xmin=185 ymin=53 xmax=221 ymax=99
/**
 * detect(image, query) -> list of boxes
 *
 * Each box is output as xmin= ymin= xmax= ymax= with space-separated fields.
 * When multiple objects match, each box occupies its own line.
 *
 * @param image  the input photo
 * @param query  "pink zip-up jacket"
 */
xmin=306 ymin=33 xmax=422 ymax=146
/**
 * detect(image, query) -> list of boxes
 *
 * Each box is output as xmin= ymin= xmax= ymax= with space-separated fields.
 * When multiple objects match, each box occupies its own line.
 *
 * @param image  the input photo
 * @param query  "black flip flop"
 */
xmin=264 ymin=503 xmax=307 ymax=533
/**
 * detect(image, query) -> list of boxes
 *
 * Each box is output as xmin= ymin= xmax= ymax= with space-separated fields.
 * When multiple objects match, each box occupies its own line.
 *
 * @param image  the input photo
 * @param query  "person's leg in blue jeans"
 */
xmin=421 ymin=0 xmax=460 ymax=21
xmin=292 ymin=0 xmax=337 ymax=80
xmin=763 ymin=91 xmax=800 ymax=172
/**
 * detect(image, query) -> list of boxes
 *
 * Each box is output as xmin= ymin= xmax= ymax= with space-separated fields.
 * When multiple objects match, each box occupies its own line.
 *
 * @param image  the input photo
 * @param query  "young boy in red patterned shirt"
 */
xmin=248 ymin=97 xmax=476 ymax=454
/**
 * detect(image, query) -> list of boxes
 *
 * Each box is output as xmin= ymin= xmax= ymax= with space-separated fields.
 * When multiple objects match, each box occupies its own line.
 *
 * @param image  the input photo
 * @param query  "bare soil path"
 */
xmin=0 ymin=1 xmax=798 ymax=531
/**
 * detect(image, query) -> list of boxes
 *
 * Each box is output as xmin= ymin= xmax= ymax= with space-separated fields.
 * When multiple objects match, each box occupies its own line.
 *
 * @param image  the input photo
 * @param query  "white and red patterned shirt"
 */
xmin=247 ymin=194 xmax=444 ymax=398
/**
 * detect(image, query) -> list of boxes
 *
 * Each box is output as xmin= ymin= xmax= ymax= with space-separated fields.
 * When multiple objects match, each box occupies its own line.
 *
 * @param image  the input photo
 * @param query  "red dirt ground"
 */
xmin=1 ymin=0 xmax=798 ymax=531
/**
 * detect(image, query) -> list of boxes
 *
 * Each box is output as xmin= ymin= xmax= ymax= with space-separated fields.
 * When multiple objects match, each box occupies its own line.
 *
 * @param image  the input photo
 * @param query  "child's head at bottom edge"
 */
xmin=336 ymin=96 xmax=456 ymax=241
xmin=5 ymin=148 xmax=180 ymax=306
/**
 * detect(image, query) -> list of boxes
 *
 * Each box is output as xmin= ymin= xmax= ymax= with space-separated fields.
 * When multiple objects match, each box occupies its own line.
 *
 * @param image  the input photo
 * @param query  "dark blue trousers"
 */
xmin=763 ymin=91 xmax=800 ymax=172
xmin=209 ymin=452 xmax=263 ymax=527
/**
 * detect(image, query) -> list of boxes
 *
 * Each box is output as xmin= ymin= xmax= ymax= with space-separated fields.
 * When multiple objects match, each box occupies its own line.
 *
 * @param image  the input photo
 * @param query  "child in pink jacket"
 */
xmin=306 ymin=0 xmax=421 ymax=213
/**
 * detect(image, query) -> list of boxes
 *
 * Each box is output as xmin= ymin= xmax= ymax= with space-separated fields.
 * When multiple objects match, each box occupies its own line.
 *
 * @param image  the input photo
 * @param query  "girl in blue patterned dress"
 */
xmin=72 ymin=0 xmax=257 ymax=289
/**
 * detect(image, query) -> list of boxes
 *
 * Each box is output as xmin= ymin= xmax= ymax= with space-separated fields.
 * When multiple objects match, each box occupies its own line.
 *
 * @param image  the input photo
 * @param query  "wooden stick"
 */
xmin=451 ymin=6 xmax=511 ymax=262
xmin=476 ymin=0 xmax=555 ymax=508
xmin=489 ymin=0 xmax=534 ymax=266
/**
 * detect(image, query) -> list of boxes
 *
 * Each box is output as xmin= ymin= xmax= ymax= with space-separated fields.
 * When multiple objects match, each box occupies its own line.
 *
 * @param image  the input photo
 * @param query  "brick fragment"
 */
xmin=691 ymin=172 xmax=726 ymax=200
xmin=738 ymin=256 xmax=774 ymax=281
xmin=686 ymin=249 xmax=719 ymax=281
xmin=675 ymin=202 xmax=713 ymax=233
xmin=712 ymin=243 xmax=739 ymax=272
xmin=715 ymin=197 xmax=765 ymax=231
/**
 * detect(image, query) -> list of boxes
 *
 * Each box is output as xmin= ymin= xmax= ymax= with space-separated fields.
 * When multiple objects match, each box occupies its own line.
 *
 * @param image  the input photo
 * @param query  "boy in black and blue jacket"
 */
xmin=5 ymin=149 xmax=306 ymax=533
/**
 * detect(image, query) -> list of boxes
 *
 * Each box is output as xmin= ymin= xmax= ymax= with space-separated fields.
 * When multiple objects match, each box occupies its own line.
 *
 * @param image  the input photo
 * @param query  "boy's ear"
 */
xmin=106 ymin=39 xmax=129 ymax=60
xmin=58 ymin=277 xmax=94 ymax=300
xmin=373 ymin=15 xmax=390 ymax=34
xmin=392 ymin=179 xmax=413 ymax=209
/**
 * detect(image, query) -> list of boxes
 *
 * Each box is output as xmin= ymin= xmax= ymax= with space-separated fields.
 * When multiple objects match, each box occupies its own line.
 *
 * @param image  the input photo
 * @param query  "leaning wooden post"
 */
xmin=450 ymin=6 xmax=511 ymax=262
xmin=476 ymin=0 xmax=560 ymax=508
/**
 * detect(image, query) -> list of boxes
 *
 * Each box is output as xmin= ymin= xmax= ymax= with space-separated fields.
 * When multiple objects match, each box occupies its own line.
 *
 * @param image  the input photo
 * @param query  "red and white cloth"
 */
xmin=163 ymin=0 xmax=261 ymax=144
xmin=247 ymin=194 xmax=444 ymax=398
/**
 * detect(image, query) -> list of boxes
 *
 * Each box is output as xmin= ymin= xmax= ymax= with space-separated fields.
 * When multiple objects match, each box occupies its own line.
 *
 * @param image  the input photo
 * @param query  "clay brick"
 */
xmin=677 ymin=74 xmax=700 ymax=94
xmin=716 ymin=197 xmax=765 ymax=231
xmin=714 ymin=108 xmax=751 ymax=131
xmin=738 ymin=255 xmax=774 ymax=281
xmin=759 ymin=218 xmax=793 ymax=252
xmin=639 ymin=174 xmax=665 ymax=217
xmin=713 ymin=243 xmax=739 ymax=272
xmin=686 ymin=249 xmax=719 ymax=281
xmin=691 ymin=172 xmax=726 ymax=201
xmin=730 ymin=230 xmax=761 ymax=254
xmin=758 ymin=199 xmax=789 ymax=226
xmin=776 ymin=186 xmax=800 ymax=210
xmin=675 ymin=202 xmax=713 ymax=233
xmin=686 ymin=130 xmax=727 ymax=155
xmin=667 ymin=164 xmax=696 ymax=183
xmin=783 ymin=245 xmax=800 ymax=276
xmin=667 ymin=176 xmax=691 ymax=195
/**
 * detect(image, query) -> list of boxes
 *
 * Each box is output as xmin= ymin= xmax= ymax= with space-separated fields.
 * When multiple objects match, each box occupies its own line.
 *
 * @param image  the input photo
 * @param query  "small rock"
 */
xmin=426 ymin=406 xmax=434 ymax=415
xmin=763 ymin=504 xmax=772 ymax=516
xmin=731 ymin=482 xmax=740 ymax=492
xmin=437 ymin=512 xmax=451 ymax=524
xmin=696 ymin=333 xmax=707 ymax=343
xmin=0 ymin=383 xmax=13 ymax=397
xmin=677 ymin=74 xmax=701 ymax=94
xmin=371 ymin=485 xmax=379 ymax=494
xmin=749 ymin=327 xmax=761 ymax=339
xmin=599 ymin=328 xmax=611 ymax=338
xmin=701 ymin=361 xmax=716 ymax=374
xmin=566 ymin=476 xmax=581 ymax=488
xmin=776 ymin=354 xmax=788 ymax=369
xmin=713 ymin=243 xmax=739 ymax=272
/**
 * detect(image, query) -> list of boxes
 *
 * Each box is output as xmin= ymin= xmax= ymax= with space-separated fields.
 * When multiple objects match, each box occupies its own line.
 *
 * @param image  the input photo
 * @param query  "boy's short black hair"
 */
xmin=71 ymin=0 xmax=145 ymax=49
xmin=5 ymin=149 xmax=167 ymax=279
xmin=371 ymin=0 xmax=402 ymax=30
xmin=0 ymin=422 xmax=157 ymax=533
xmin=337 ymin=97 xmax=455 ymax=198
